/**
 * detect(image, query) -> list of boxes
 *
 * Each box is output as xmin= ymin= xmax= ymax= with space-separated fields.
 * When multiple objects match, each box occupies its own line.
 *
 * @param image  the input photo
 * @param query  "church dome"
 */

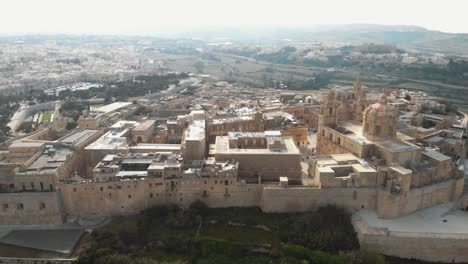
xmin=364 ymin=94 xmax=397 ymax=117
xmin=362 ymin=94 xmax=399 ymax=141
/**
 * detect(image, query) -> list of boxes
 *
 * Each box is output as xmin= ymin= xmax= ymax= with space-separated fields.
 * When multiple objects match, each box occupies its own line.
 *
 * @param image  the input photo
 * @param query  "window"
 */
xmin=49 ymin=184 xmax=54 ymax=191
xmin=215 ymin=180 xmax=217 ymax=184
xmin=225 ymin=180 xmax=229 ymax=186
xmin=30 ymin=182 xmax=35 ymax=189
xmin=17 ymin=203 xmax=24 ymax=210
xmin=150 ymin=193 xmax=154 ymax=198
xmin=40 ymin=182 xmax=44 ymax=191
xmin=2 ymin=204 xmax=8 ymax=211
xmin=100 ymin=187 xmax=104 ymax=192
xmin=39 ymin=202 xmax=46 ymax=210
xmin=128 ymin=195 xmax=132 ymax=199
xmin=73 ymin=188 xmax=77 ymax=192
xmin=375 ymin=125 xmax=381 ymax=136
xmin=337 ymin=137 xmax=341 ymax=145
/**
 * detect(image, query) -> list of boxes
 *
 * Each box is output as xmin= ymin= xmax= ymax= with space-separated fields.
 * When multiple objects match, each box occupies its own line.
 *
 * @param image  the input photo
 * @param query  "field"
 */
xmin=89 ymin=104 xmax=104 ymax=111
xmin=40 ymin=111 xmax=53 ymax=123
xmin=162 ymin=53 xmax=323 ymax=87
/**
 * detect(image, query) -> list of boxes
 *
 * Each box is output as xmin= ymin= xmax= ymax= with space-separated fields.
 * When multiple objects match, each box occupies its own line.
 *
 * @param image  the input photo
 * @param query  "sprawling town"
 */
xmin=1 ymin=2 xmax=468 ymax=261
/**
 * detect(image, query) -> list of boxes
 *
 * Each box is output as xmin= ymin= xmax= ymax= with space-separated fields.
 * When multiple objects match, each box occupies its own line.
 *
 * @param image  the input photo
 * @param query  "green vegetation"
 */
xmin=15 ymin=121 xmax=34 ymax=134
xmin=59 ymin=100 xmax=88 ymax=121
xmin=65 ymin=121 xmax=78 ymax=130
xmin=58 ymin=73 xmax=188 ymax=101
xmin=40 ymin=111 xmax=53 ymax=123
xmin=76 ymin=203 xmax=432 ymax=264
xmin=0 ymin=95 xmax=17 ymax=139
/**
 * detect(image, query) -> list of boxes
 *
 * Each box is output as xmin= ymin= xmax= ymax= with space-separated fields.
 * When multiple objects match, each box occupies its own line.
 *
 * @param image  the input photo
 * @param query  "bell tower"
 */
xmin=319 ymin=90 xmax=339 ymax=127
xmin=352 ymin=77 xmax=368 ymax=122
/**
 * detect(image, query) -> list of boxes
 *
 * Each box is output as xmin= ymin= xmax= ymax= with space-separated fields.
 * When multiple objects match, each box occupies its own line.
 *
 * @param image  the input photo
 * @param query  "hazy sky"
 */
xmin=1 ymin=0 xmax=467 ymax=35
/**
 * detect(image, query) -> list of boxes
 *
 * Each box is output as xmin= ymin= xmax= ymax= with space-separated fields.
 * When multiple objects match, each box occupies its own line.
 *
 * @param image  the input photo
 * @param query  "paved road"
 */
xmin=7 ymin=103 xmax=27 ymax=136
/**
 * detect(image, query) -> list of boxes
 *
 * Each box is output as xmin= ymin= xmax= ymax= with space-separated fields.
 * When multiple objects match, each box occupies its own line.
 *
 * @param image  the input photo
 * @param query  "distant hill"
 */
xmin=2 ymin=24 xmax=468 ymax=56
xmin=177 ymin=24 xmax=468 ymax=56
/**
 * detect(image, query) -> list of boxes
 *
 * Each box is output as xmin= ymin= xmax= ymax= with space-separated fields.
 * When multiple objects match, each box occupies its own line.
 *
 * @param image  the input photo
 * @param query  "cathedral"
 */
xmin=315 ymin=79 xmax=464 ymax=218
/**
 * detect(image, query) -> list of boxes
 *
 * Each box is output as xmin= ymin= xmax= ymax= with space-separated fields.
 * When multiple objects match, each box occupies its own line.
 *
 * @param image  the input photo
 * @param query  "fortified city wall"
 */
xmin=0 ymin=191 xmax=63 ymax=225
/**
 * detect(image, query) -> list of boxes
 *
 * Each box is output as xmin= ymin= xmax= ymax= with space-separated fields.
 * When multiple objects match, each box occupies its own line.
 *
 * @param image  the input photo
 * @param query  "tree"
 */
xmin=66 ymin=121 xmax=78 ymax=130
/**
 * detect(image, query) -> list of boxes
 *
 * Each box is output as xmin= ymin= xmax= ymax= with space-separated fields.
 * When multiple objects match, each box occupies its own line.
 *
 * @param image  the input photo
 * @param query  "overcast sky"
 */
xmin=1 ymin=0 xmax=467 ymax=35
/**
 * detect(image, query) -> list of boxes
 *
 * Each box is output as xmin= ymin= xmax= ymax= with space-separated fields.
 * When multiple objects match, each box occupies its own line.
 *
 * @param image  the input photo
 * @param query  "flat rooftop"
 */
xmin=355 ymin=203 xmax=468 ymax=237
xmin=20 ymin=146 xmax=73 ymax=175
xmin=115 ymin=171 xmax=148 ymax=178
xmin=132 ymin=120 xmax=155 ymax=132
xmin=57 ymin=129 xmax=99 ymax=147
xmin=85 ymin=130 xmax=129 ymax=150
xmin=215 ymin=136 xmax=300 ymax=155
xmin=94 ymin=102 xmax=132 ymax=114
xmin=264 ymin=111 xmax=294 ymax=120
xmin=337 ymin=121 xmax=372 ymax=145
xmin=130 ymin=143 xmax=181 ymax=150
xmin=423 ymin=148 xmax=451 ymax=162
xmin=110 ymin=120 xmax=138 ymax=129
xmin=185 ymin=119 xmax=205 ymax=141
xmin=210 ymin=115 xmax=254 ymax=125
xmin=0 ymin=228 xmax=84 ymax=255
xmin=337 ymin=121 xmax=420 ymax=152
xmin=9 ymin=141 xmax=45 ymax=149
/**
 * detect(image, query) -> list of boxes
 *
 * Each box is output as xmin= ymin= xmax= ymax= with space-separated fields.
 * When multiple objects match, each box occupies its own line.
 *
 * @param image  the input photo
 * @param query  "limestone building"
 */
xmin=181 ymin=110 xmax=207 ymax=161
xmin=315 ymin=88 xmax=464 ymax=219
xmin=214 ymin=131 xmax=301 ymax=182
